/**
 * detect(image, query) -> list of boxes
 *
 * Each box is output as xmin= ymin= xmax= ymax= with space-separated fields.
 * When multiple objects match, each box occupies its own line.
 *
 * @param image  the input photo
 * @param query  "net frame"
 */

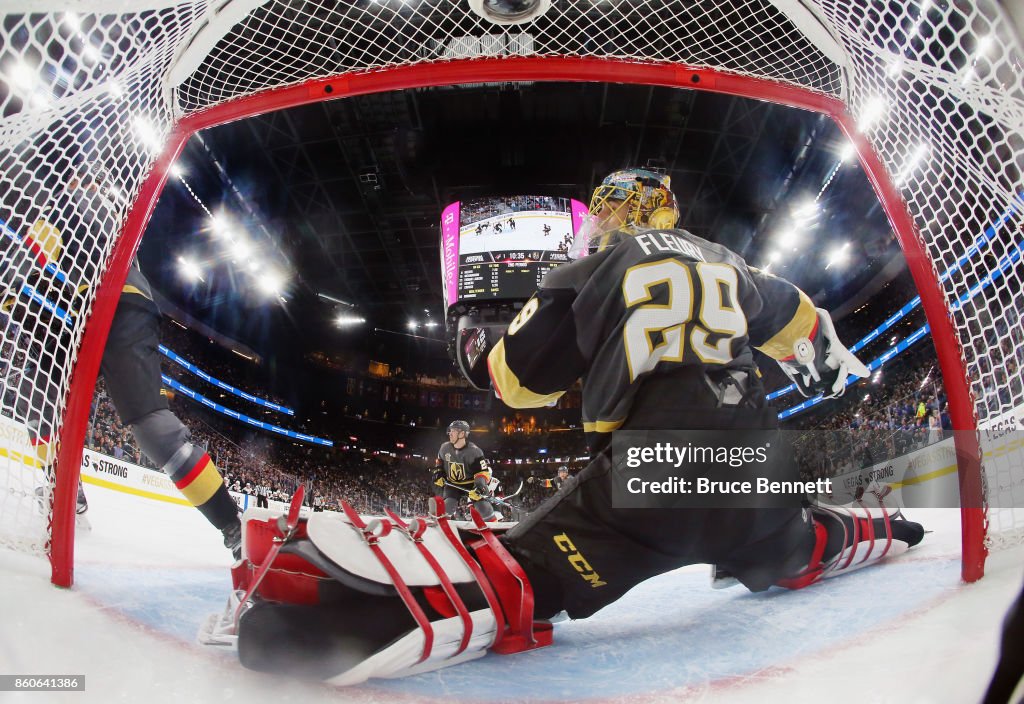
xmin=0 ymin=0 xmax=1019 ymax=588
xmin=51 ymin=58 xmax=983 ymax=586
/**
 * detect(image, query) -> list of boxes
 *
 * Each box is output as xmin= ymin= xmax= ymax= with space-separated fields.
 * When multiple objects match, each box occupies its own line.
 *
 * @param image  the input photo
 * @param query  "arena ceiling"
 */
xmin=139 ymin=80 xmax=904 ymax=365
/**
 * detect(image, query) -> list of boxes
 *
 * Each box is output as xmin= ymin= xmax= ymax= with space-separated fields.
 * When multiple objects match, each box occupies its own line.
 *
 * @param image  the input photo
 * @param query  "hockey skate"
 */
xmin=199 ymin=496 xmax=551 ymax=684
xmin=221 ymin=518 xmax=242 ymax=561
xmin=777 ymin=503 xmax=924 ymax=589
xmin=34 ymin=483 xmax=91 ymax=531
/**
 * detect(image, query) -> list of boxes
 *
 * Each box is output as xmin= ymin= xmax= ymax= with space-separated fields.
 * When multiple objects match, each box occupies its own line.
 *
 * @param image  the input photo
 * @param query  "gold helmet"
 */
xmin=571 ymin=168 xmax=680 ymax=256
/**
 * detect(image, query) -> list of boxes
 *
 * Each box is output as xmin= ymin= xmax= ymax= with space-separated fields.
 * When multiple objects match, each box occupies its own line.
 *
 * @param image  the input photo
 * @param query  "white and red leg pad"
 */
xmin=214 ymin=498 xmax=551 ymax=685
xmin=777 ymin=504 xmax=909 ymax=589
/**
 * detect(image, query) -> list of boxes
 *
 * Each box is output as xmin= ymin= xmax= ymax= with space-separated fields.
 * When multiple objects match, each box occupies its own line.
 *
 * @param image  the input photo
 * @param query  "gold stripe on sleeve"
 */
xmin=582 ymin=419 xmax=626 ymax=433
xmin=488 ymin=338 xmax=565 ymax=408
xmin=754 ymin=290 xmax=817 ymax=361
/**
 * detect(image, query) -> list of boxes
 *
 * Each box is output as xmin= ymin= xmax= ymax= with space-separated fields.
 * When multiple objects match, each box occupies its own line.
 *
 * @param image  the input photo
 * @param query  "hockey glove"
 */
xmin=777 ymin=308 xmax=869 ymax=399
xmin=469 ymin=476 xmax=491 ymax=502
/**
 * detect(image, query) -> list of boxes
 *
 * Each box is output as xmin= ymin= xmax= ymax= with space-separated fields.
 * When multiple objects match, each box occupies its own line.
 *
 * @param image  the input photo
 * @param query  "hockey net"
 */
xmin=0 ymin=0 xmax=1021 ymax=586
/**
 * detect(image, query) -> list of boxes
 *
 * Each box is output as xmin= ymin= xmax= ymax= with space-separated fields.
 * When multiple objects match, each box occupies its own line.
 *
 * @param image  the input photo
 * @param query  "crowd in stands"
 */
xmin=788 ymin=345 xmax=949 ymax=482
xmin=159 ymin=319 xmax=291 ymax=411
xmin=77 ymin=279 xmax=1014 ymax=519
xmin=966 ymin=293 xmax=1024 ymax=419
xmin=459 ymin=195 xmax=570 ymax=227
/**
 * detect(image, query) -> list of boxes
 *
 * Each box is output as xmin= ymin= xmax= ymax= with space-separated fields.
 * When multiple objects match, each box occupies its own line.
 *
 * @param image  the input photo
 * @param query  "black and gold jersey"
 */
xmin=487 ymin=228 xmax=817 ymax=450
xmin=436 ymin=441 xmax=491 ymax=486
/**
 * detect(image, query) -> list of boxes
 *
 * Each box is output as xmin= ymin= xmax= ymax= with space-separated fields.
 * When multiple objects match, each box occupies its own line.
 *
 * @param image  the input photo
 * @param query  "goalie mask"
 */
xmin=569 ymin=168 xmax=680 ymax=258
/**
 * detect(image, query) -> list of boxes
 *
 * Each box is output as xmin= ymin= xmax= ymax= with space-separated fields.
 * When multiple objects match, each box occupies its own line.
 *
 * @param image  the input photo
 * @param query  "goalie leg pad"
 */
xmin=224 ymin=497 xmax=551 ymax=685
xmin=777 ymin=505 xmax=924 ymax=589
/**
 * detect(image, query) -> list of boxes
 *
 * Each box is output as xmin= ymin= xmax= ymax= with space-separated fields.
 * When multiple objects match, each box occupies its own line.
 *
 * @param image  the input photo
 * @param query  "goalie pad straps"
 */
xmin=341 ymin=501 xmax=434 ymax=664
xmin=384 ymin=506 xmax=473 ymax=658
xmin=464 ymin=504 xmax=553 ymax=654
xmin=340 ymin=497 xmax=551 ymax=669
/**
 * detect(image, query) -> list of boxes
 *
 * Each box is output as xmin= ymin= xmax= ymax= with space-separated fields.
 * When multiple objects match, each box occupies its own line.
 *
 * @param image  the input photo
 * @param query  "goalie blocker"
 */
xmin=201 ymin=491 xmax=922 ymax=685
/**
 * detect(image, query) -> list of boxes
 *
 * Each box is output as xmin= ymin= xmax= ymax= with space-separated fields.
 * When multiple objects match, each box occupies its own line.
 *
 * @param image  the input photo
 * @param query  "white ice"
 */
xmin=0 ymin=483 xmax=1021 ymax=704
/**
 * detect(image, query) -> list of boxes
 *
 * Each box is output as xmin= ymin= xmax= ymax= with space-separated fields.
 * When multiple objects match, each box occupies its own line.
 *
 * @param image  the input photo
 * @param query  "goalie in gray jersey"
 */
xmin=222 ymin=169 xmax=926 ymax=684
xmin=487 ymin=168 xmax=925 ymax=618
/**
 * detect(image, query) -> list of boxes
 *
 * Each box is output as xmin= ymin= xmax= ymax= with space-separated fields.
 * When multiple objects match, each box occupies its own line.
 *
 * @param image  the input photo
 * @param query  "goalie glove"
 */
xmin=205 ymin=499 xmax=551 ymax=685
xmin=777 ymin=308 xmax=869 ymax=399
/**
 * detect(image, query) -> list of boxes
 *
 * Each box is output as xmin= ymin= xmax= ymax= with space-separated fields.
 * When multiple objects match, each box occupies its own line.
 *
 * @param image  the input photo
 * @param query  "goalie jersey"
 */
xmin=487 ymin=228 xmax=818 ymax=450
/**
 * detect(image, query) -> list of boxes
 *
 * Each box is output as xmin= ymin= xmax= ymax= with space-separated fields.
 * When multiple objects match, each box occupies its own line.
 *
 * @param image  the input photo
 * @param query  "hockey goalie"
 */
xmin=200 ymin=168 xmax=924 ymax=684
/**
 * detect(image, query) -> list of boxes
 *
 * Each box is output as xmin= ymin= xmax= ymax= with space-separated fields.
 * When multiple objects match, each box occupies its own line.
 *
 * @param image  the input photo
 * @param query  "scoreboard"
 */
xmin=456 ymin=249 xmax=573 ymax=302
xmin=440 ymin=196 xmax=589 ymax=311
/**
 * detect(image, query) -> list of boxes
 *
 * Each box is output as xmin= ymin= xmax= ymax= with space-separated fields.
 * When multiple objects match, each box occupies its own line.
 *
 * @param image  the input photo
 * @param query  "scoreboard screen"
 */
xmin=440 ymin=195 xmax=589 ymax=310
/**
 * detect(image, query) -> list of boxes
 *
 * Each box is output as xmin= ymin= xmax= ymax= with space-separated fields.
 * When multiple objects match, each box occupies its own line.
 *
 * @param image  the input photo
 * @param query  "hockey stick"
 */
xmin=443 ymin=480 xmax=521 ymax=510
xmin=501 ymin=479 xmax=525 ymax=501
xmin=232 ymin=484 xmax=305 ymax=629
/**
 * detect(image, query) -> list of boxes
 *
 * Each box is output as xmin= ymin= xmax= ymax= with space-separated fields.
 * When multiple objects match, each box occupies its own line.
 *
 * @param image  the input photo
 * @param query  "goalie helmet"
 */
xmin=570 ymin=168 xmax=680 ymax=257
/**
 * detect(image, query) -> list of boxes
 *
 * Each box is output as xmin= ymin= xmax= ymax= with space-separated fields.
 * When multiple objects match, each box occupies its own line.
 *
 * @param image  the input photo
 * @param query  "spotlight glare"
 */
xmin=258 ymin=270 xmax=285 ymax=296
xmin=9 ymin=60 xmax=37 ymax=91
xmin=857 ymin=96 xmax=887 ymax=131
xmin=793 ymin=200 xmax=818 ymax=219
xmin=231 ymin=239 xmax=250 ymax=259
xmin=177 ymin=256 xmax=202 ymax=282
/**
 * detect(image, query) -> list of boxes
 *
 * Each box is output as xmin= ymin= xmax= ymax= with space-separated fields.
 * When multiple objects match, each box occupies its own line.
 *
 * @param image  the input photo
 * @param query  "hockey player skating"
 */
xmin=213 ymin=168 xmax=924 ymax=683
xmin=528 ymin=465 xmax=570 ymax=491
xmin=4 ymin=170 xmax=242 ymax=558
xmin=432 ymin=419 xmax=496 ymax=520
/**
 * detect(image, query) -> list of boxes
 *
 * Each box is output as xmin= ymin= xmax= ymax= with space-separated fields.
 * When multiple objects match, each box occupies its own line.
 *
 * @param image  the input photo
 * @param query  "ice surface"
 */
xmin=0 ymin=485 xmax=1020 ymax=703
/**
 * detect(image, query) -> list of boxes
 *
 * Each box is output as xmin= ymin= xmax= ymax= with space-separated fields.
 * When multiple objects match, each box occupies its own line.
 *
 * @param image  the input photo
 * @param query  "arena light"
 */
xmin=336 ymin=314 xmax=366 ymax=326
xmin=176 ymin=256 xmax=203 ymax=282
xmin=407 ymin=320 xmax=418 ymax=330
xmin=257 ymin=270 xmax=285 ymax=297
xmin=792 ymin=199 xmax=818 ymax=220
xmin=132 ymin=115 xmax=162 ymax=152
xmin=62 ymin=12 xmax=81 ymax=31
xmin=895 ymin=143 xmax=931 ymax=186
xmin=209 ymin=214 xmax=230 ymax=238
xmin=825 ymin=242 xmax=851 ymax=270
xmin=7 ymin=59 xmax=37 ymax=92
xmin=975 ymin=34 xmax=994 ymax=57
xmin=230 ymin=238 xmax=251 ymax=260
xmin=777 ymin=228 xmax=799 ymax=249
xmin=169 ymin=162 xmax=185 ymax=178
xmin=82 ymin=45 xmax=101 ymax=65
xmin=857 ymin=96 xmax=887 ymax=131
xmin=886 ymin=59 xmax=904 ymax=78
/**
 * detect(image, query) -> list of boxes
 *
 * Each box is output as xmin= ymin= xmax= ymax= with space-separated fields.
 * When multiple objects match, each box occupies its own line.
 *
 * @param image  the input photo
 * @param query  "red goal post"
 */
xmin=0 ymin=1 xmax=1020 ymax=588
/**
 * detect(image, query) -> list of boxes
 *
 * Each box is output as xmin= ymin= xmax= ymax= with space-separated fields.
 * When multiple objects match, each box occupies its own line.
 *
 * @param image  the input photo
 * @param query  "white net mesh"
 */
xmin=0 ymin=0 xmax=1021 ymax=577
